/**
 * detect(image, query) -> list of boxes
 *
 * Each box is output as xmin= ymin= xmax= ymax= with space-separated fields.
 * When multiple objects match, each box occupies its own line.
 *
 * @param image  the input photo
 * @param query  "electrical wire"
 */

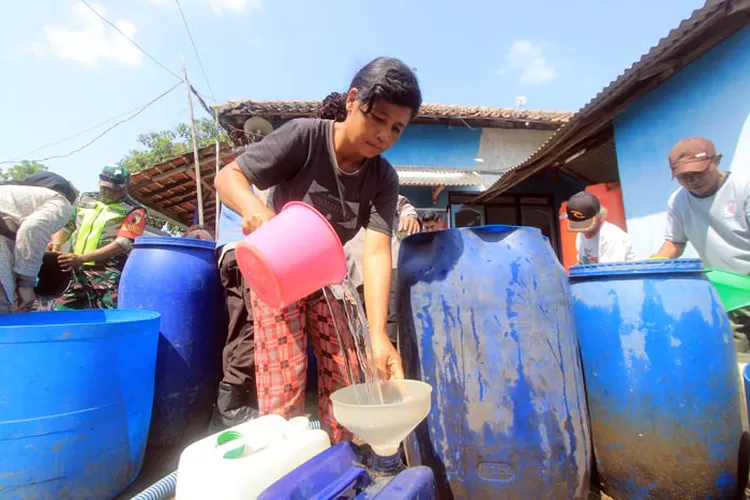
xmin=174 ymin=0 xmax=216 ymax=102
xmin=7 ymin=100 xmax=184 ymax=162
xmin=80 ymin=0 xmax=183 ymax=82
xmin=79 ymin=0 xmax=215 ymax=116
xmin=0 ymin=82 xmax=182 ymax=165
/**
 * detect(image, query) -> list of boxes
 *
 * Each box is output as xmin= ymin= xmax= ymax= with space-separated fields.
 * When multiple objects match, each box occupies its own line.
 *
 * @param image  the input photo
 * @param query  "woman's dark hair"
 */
xmin=318 ymin=58 xmax=422 ymax=122
xmin=318 ymin=92 xmax=347 ymax=122
xmin=351 ymin=57 xmax=422 ymax=119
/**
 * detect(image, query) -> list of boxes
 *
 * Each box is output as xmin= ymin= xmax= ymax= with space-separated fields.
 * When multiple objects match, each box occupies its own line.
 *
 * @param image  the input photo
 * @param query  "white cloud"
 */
xmin=505 ymin=41 xmax=558 ymax=86
xmin=209 ymin=0 xmax=261 ymax=15
xmin=147 ymin=0 xmax=260 ymax=15
xmin=36 ymin=3 xmax=142 ymax=68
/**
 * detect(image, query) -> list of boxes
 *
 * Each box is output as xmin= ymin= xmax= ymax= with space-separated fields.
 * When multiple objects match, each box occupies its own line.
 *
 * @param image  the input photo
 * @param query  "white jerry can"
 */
xmin=175 ymin=415 xmax=331 ymax=499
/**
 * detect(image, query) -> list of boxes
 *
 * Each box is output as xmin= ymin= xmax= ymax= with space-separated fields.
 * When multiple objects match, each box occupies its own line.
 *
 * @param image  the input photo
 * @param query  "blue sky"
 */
xmin=1 ymin=0 xmax=704 ymax=192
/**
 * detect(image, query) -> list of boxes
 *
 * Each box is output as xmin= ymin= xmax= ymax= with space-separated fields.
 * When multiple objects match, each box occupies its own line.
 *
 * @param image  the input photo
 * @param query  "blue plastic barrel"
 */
xmin=0 ymin=309 xmax=160 ymax=500
xmin=398 ymin=226 xmax=591 ymax=499
xmin=119 ymin=236 xmax=224 ymax=447
xmin=570 ymin=259 xmax=744 ymax=498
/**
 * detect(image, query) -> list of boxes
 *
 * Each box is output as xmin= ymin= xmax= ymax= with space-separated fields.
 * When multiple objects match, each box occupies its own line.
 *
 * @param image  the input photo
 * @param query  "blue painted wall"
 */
xmin=400 ymin=186 xmax=450 ymax=209
xmin=613 ymin=25 xmax=750 ymax=259
xmin=382 ymin=124 xmax=482 ymax=168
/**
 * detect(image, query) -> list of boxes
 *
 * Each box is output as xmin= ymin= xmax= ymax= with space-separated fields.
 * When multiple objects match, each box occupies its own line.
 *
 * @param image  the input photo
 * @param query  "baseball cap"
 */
xmin=563 ymin=192 xmax=603 ymax=232
xmin=668 ymin=137 xmax=717 ymax=177
xmin=99 ymin=165 xmax=130 ymax=189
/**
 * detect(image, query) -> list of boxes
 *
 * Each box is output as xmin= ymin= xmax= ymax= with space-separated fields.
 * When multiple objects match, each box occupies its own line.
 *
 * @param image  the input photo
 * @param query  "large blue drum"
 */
xmin=0 ymin=309 xmax=159 ymax=499
xmin=399 ymin=226 xmax=591 ymax=499
xmin=119 ymin=236 xmax=224 ymax=447
xmin=570 ymin=260 xmax=744 ymax=498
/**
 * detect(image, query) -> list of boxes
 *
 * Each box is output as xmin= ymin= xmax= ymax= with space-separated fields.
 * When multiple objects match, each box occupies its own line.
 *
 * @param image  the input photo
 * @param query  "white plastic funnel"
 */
xmin=330 ymin=380 xmax=432 ymax=456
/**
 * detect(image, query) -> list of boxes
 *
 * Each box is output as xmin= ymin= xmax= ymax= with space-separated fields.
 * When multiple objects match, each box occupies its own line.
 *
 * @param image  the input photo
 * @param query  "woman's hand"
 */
xmin=371 ymin=335 xmax=404 ymax=380
xmin=241 ymin=209 xmax=276 ymax=235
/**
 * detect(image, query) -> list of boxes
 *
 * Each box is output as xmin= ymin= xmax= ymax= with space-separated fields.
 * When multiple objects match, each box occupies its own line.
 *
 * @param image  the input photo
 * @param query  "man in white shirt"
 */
xmin=565 ymin=191 xmax=634 ymax=265
xmin=0 ymin=172 xmax=75 ymax=313
xmin=652 ymin=137 xmax=750 ymax=361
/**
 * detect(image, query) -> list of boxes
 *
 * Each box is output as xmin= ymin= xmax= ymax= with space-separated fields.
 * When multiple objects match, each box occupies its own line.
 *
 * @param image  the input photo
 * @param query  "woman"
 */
xmin=215 ymin=57 xmax=421 ymax=442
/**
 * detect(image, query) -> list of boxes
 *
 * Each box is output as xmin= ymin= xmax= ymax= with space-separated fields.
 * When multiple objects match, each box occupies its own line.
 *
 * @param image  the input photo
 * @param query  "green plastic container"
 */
xmin=705 ymin=267 xmax=750 ymax=312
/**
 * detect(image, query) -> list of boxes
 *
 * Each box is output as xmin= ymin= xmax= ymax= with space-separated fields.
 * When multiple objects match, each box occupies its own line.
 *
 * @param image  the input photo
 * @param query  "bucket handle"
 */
xmin=311 ymin=466 xmax=371 ymax=500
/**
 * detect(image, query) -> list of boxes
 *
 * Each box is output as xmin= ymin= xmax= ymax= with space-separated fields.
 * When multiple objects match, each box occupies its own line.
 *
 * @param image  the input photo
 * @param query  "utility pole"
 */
xmin=214 ymin=109 xmax=221 ymax=236
xmin=182 ymin=57 xmax=204 ymax=226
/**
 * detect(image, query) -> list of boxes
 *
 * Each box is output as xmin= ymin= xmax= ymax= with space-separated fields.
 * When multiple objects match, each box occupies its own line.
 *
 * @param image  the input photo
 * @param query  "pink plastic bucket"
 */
xmin=235 ymin=202 xmax=347 ymax=308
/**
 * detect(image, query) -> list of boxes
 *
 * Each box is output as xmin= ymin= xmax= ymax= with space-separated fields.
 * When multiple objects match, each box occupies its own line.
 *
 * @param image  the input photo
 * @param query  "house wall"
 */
xmin=383 ymin=124 xmax=481 ymax=168
xmin=613 ymin=25 xmax=750 ymax=260
xmin=478 ymin=128 xmax=553 ymax=173
xmin=383 ymin=124 xmax=553 ymax=173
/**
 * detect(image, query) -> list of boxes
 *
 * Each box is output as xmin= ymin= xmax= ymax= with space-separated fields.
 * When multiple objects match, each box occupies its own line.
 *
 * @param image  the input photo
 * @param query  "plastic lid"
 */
xmin=569 ymin=259 xmax=704 ymax=279
xmin=134 ymin=235 xmax=216 ymax=250
xmin=216 ymin=430 xmax=246 ymax=459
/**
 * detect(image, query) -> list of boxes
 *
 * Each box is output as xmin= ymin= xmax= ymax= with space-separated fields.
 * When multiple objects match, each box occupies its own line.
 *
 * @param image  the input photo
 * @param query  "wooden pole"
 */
xmin=182 ymin=57 xmax=204 ymax=226
xmin=214 ymin=109 xmax=222 ymax=237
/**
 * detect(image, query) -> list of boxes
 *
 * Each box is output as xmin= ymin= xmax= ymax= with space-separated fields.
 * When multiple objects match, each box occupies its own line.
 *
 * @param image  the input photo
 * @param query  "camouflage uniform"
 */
xmin=56 ymin=167 xmax=145 ymax=310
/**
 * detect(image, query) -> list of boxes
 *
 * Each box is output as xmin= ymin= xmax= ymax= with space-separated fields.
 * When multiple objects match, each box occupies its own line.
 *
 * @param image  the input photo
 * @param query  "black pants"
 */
xmin=220 ymin=249 xmax=256 ymax=388
xmin=210 ymin=249 xmax=259 ymax=431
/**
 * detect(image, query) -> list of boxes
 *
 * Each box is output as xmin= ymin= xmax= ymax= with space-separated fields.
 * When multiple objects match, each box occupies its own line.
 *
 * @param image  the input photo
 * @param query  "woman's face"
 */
xmin=345 ymin=89 xmax=412 ymax=158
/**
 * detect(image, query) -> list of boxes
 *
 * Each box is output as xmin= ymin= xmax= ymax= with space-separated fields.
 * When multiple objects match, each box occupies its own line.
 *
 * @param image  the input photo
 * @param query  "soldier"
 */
xmin=50 ymin=166 xmax=146 ymax=309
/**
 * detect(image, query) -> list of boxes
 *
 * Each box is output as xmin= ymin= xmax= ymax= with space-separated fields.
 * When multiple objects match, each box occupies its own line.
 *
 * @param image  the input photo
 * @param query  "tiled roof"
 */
xmin=214 ymin=100 xmax=573 ymax=143
xmin=475 ymin=0 xmax=750 ymax=201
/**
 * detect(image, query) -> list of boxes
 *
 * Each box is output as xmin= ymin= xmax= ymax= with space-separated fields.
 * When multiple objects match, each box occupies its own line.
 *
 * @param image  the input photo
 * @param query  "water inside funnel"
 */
xmin=323 ymin=278 xmax=384 ymax=405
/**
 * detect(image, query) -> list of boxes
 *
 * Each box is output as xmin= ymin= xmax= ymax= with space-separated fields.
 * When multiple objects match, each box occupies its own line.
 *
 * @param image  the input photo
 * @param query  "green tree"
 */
xmin=0 ymin=160 xmax=48 ymax=181
xmin=120 ymin=118 xmax=226 ymax=173
xmin=119 ymin=118 xmax=226 ymax=233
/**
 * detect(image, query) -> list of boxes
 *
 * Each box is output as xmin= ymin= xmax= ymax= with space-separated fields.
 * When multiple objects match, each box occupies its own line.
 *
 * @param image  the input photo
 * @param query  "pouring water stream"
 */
xmin=322 ymin=278 xmax=384 ymax=405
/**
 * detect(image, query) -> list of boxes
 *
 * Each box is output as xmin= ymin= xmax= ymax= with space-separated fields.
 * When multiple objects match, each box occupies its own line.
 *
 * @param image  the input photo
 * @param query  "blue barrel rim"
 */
xmin=570 ymin=258 xmax=704 ymax=278
xmin=0 ymin=309 xmax=161 ymax=343
xmin=402 ymin=224 xmax=541 ymax=244
xmin=134 ymin=235 xmax=216 ymax=250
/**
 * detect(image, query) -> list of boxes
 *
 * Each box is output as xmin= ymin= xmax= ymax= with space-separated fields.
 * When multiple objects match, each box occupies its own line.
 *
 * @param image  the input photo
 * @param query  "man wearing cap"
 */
xmin=50 ymin=165 xmax=146 ymax=310
xmin=565 ymin=191 xmax=634 ymax=265
xmin=652 ymin=137 xmax=750 ymax=360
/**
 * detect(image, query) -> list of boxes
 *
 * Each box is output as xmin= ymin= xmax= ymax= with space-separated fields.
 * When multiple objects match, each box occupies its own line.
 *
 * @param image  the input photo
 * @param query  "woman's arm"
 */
xmin=215 ymin=162 xmax=275 ymax=234
xmin=363 ymin=228 xmax=404 ymax=380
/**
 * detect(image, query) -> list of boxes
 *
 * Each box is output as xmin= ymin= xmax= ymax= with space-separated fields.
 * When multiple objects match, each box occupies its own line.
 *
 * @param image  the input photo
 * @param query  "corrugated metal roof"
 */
xmin=474 ymin=0 xmax=750 ymax=201
xmin=129 ymin=143 xmax=243 ymax=226
xmin=396 ymin=167 xmax=495 ymax=187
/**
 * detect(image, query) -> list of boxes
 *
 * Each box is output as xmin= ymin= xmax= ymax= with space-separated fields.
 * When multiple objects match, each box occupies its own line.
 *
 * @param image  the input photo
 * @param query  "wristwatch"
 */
xmin=17 ymin=278 xmax=39 ymax=288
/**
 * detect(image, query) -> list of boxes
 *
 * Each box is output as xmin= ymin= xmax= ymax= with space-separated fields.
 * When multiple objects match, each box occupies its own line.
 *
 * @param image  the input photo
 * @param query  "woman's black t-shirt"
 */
xmin=236 ymin=118 xmax=399 ymax=245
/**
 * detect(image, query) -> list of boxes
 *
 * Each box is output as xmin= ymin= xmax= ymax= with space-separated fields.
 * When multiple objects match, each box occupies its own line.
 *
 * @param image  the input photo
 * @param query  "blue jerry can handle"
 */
xmin=311 ymin=466 xmax=371 ymax=500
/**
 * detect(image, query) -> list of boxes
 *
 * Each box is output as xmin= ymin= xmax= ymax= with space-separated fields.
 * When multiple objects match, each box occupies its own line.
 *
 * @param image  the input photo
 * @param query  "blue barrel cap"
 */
xmin=134 ymin=235 xmax=216 ymax=250
xmin=569 ymin=258 xmax=704 ymax=279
